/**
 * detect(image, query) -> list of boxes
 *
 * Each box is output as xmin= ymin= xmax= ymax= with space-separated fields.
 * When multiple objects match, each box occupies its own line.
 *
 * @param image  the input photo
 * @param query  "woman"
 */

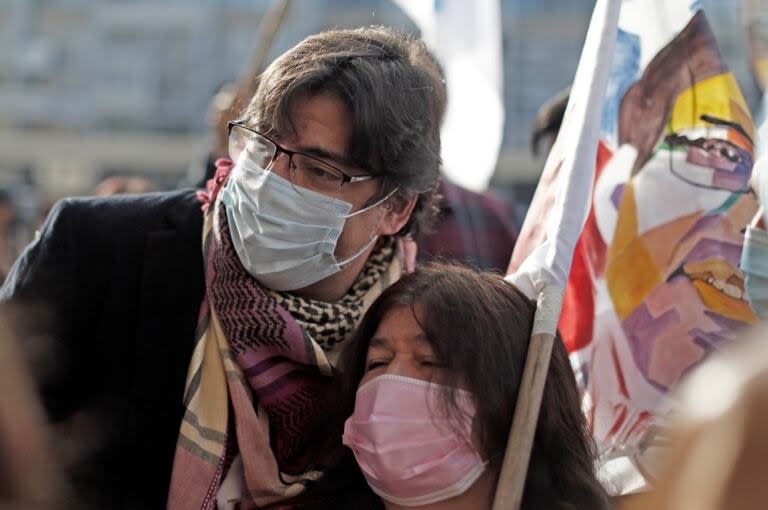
xmin=284 ymin=262 xmax=611 ymax=509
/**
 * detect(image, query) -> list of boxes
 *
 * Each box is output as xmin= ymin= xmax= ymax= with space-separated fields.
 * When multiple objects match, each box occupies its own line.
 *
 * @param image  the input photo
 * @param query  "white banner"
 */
xmin=393 ymin=0 xmax=504 ymax=191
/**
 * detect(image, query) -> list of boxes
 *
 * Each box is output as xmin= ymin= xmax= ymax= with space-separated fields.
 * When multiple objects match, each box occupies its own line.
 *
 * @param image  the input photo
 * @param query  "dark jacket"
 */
xmin=0 ymin=190 xmax=205 ymax=509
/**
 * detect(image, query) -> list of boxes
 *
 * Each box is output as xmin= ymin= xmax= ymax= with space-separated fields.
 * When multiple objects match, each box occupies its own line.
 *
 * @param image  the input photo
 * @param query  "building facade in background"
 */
xmin=0 ymin=0 xmax=756 ymax=199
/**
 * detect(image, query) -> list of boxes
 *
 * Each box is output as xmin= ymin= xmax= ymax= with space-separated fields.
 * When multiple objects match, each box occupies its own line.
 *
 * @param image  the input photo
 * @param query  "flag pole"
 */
xmin=228 ymin=0 xmax=292 ymax=115
xmin=492 ymin=0 xmax=621 ymax=507
xmin=491 ymin=330 xmax=556 ymax=510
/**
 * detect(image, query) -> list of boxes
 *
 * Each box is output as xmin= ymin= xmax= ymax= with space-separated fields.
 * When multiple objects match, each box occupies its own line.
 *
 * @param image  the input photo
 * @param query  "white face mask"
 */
xmin=219 ymin=159 xmax=396 ymax=291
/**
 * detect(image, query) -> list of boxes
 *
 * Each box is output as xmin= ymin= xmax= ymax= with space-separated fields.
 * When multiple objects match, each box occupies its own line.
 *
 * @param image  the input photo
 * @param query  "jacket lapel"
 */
xmin=131 ymin=193 xmax=205 ymax=495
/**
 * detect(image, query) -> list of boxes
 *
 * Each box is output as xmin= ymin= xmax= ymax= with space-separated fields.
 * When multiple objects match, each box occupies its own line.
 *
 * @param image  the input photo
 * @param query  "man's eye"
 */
xmin=245 ymin=147 xmax=272 ymax=166
xmin=307 ymin=165 xmax=339 ymax=181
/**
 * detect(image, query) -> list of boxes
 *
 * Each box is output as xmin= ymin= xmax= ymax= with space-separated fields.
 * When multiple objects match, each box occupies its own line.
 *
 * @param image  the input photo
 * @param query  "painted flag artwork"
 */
xmin=510 ymin=0 xmax=760 ymax=465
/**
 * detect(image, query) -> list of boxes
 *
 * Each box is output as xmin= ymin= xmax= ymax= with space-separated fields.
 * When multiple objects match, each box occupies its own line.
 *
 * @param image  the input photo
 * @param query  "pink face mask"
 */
xmin=342 ymin=374 xmax=487 ymax=507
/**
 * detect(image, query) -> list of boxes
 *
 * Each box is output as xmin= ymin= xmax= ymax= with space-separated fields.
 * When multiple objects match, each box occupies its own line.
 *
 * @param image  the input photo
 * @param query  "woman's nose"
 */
xmin=385 ymin=355 xmax=427 ymax=381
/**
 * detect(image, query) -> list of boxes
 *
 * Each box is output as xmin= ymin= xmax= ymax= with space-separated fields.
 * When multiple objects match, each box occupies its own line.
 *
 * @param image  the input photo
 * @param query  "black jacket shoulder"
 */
xmin=0 ymin=189 xmax=205 ymax=510
xmin=1 ymin=188 xmax=203 ymax=302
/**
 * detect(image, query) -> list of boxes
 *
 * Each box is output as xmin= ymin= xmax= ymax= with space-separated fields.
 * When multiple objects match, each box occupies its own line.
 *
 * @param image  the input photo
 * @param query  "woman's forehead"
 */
xmin=369 ymin=305 xmax=432 ymax=353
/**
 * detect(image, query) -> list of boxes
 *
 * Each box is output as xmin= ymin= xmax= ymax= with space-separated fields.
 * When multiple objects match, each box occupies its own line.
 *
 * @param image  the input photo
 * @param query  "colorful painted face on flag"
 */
xmin=605 ymin=72 xmax=758 ymax=382
xmin=569 ymin=10 xmax=759 ymax=453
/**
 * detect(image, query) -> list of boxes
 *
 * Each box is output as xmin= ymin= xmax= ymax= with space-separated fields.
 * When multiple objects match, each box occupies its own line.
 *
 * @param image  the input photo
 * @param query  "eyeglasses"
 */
xmin=228 ymin=121 xmax=376 ymax=196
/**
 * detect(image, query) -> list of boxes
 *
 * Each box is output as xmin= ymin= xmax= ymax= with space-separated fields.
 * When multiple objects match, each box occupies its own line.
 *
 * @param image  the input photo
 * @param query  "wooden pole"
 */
xmin=493 ymin=0 xmax=620 ymax=506
xmin=212 ymin=0 xmax=293 ymax=155
xmin=491 ymin=332 xmax=556 ymax=510
xmin=232 ymin=0 xmax=293 ymax=113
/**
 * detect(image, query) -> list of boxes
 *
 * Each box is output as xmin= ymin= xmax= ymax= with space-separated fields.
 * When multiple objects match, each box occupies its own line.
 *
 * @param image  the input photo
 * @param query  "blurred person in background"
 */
xmin=745 ymin=1 xmax=768 ymax=153
xmin=0 ymin=191 xmax=20 ymax=284
xmin=620 ymin=323 xmax=768 ymax=510
xmin=0 ymin=307 xmax=67 ymax=510
xmin=1 ymin=27 xmax=445 ymax=509
xmin=93 ymin=176 xmax=157 ymax=197
xmin=742 ymin=156 xmax=768 ymax=319
xmin=530 ymin=86 xmax=570 ymax=159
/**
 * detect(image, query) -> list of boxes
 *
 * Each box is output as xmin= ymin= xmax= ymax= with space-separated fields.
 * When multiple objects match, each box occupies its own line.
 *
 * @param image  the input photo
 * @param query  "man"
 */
xmin=0 ymin=27 xmax=442 ymax=509
xmin=202 ymin=36 xmax=517 ymax=274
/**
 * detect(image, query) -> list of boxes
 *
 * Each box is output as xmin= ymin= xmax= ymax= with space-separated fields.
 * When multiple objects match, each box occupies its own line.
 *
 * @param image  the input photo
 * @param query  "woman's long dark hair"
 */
xmin=284 ymin=262 xmax=611 ymax=509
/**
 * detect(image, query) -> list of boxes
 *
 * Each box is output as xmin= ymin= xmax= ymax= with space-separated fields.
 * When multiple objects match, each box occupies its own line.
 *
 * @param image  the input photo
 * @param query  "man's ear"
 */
xmin=377 ymin=195 xmax=418 ymax=236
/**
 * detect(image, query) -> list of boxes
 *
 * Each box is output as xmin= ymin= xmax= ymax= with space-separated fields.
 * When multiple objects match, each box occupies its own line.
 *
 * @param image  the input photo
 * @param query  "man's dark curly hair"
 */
xmin=243 ymin=26 xmax=444 ymax=238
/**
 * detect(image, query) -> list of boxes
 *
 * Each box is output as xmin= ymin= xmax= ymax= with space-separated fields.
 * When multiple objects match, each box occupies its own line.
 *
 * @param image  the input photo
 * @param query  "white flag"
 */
xmin=512 ymin=0 xmax=759 ymax=490
xmin=393 ymin=0 xmax=504 ymax=191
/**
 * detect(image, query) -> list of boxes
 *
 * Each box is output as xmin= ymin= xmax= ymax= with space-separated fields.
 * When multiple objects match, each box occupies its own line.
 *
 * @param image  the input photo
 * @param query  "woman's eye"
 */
xmin=420 ymin=359 xmax=444 ymax=368
xmin=365 ymin=360 xmax=388 ymax=371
